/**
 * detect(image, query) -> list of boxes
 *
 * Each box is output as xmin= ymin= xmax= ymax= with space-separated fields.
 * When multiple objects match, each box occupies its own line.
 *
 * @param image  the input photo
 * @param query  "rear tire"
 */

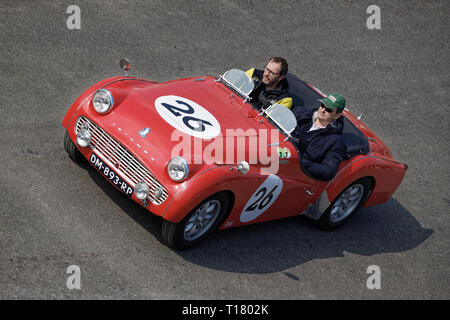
xmin=64 ymin=130 xmax=87 ymax=164
xmin=161 ymin=192 xmax=230 ymax=250
xmin=316 ymin=177 xmax=373 ymax=230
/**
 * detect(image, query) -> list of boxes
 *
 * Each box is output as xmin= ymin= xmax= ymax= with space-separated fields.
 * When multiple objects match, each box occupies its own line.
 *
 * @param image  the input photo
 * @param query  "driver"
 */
xmin=246 ymin=57 xmax=293 ymax=109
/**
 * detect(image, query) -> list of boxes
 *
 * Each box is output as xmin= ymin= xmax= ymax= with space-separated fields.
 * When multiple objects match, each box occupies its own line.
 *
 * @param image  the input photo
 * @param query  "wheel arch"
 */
xmin=162 ymin=165 xmax=255 ymax=223
xmin=303 ymin=155 xmax=389 ymax=220
xmin=216 ymin=189 xmax=235 ymax=228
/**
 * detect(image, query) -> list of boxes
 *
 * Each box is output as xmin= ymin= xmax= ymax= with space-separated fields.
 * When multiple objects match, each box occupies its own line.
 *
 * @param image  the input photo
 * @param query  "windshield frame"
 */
xmin=262 ymin=103 xmax=298 ymax=140
xmin=218 ymin=69 xmax=254 ymax=101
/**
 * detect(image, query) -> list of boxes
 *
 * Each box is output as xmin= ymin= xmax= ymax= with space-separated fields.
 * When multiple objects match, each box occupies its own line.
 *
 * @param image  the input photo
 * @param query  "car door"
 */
xmin=255 ymin=139 xmax=326 ymax=221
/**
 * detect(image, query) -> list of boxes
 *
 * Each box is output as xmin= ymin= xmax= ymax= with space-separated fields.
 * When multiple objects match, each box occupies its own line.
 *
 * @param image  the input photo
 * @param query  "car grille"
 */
xmin=75 ymin=116 xmax=168 ymax=205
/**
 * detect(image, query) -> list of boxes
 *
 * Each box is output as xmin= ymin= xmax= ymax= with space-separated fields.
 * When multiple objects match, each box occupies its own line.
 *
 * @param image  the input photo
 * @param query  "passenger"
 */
xmin=246 ymin=57 xmax=293 ymax=109
xmin=292 ymin=93 xmax=347 ymax=181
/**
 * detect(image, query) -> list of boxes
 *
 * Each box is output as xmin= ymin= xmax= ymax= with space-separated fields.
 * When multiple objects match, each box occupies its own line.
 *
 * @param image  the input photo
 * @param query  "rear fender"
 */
xmin=304 ymin=155 xmax=406 ymax=220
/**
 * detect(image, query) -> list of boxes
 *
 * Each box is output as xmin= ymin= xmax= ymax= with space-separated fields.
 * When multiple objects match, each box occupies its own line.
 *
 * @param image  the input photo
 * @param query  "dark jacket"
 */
xmin=246 ymin=68 xmax=293 ymax=109
xmin=292 ymin=107 xmax=346 ymax=181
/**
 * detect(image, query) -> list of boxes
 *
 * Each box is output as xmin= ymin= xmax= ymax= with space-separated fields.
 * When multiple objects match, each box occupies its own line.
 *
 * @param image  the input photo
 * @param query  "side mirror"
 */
xmin=119 ymin=58 xmax=130 ymax=76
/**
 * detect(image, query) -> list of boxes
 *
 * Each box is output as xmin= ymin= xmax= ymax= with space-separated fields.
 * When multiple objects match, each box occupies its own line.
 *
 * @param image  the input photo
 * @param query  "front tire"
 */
xmin=63 ymin=130 xmax=87 ymax=164
xmin=161 ymin=192 xmax=230 ymax=250
xmin=316 ymin=177 xmax=373 ymax=230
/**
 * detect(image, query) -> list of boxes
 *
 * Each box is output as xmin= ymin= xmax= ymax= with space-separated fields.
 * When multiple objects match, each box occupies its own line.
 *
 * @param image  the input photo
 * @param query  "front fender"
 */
xmin=62 ymin=76 xmax=126 ymax=129
xmin=62 ymin=76 xmax=158 ymax=129
xmin=162 ymin=165 xmax=263 ymax=223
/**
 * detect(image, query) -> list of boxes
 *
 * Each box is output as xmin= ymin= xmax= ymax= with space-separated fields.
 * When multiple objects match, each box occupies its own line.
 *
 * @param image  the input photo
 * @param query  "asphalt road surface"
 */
xmin=1 ymin=0 xmax=449 ymax=300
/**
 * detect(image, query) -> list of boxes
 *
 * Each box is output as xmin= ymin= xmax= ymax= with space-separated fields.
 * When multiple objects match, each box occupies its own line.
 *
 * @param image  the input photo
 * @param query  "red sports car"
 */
xmin=62 ymin=60 xmax=407 ymax=250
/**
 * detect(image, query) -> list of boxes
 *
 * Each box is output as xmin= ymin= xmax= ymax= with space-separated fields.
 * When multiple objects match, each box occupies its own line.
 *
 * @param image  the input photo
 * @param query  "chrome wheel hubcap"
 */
xmin=330 ymin=184 xmax=364 ymax=223
xmin=184 ymin=200 xmax=221 ymax=241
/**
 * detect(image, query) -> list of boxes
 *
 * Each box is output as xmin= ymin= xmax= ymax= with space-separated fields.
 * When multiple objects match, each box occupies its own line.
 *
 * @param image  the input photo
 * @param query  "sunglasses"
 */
xmin=320 ymin=104 xmax=336 ymax=113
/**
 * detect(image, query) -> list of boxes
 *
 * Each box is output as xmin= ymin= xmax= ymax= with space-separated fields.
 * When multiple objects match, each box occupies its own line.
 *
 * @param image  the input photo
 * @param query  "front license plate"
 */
xmin=89 ymin=153 xmax=133 ymax=197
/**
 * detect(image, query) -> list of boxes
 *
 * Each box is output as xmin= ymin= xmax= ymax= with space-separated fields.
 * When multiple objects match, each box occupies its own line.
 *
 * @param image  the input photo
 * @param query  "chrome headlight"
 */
xmin=76 ymin=128 xmax=91 ymax=147
xmin=92 ymin=89 xmax=114 ymax=114
xmin=134 ymin=181 xmax=149 ymax=200
xmin=167 ymin=156 xmax=189 ymax=182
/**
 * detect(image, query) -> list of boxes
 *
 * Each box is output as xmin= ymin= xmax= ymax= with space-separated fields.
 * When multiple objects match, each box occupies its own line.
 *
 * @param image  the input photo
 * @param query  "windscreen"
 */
xmin=221 ymin=69 xmax=254 ymax=97
xmin=265 ymin=104 xmax=297 ymax=135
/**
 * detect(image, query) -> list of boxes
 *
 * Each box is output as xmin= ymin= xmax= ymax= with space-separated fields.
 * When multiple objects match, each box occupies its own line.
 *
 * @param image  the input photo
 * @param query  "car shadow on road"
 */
xmin=86 ymin=163 xmax=432 ymax=274
xmin=84 ymin=162 xmax=165 ymax=235
xmin=179 ymin=199 xmax=433 ymax=274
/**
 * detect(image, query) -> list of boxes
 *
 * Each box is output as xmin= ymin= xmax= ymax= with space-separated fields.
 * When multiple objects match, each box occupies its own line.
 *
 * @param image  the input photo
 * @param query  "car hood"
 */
xmin=97 ymin=76 xmax=276 ymax=173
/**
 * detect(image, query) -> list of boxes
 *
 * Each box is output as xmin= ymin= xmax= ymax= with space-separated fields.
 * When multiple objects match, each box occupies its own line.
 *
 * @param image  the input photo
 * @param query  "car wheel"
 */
xmin=63 ymin=130 xmax=86 ymax=164
xmin=161 ymin=192 xmax=230 ymax=250
xmin=316 ymin=177 xmax=372 ymax=230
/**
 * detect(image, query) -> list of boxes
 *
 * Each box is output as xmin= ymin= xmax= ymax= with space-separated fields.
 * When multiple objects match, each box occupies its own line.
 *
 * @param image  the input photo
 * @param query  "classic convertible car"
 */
xmin=62 ymin=59 xmax=407 ymax=249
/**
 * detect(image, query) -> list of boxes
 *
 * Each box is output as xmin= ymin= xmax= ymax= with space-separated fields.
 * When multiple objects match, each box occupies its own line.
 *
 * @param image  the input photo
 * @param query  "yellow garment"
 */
xmin=245 ymin=68 xmax=292 ymax=109
xmin=276 ymin=97 xmax=293 ymax=109
xmin=246 ymin=68 xmax=256 ymax=79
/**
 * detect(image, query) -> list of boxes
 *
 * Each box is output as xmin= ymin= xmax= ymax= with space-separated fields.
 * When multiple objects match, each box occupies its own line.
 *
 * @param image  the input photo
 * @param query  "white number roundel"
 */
xmin=240 ymin=175 xmax=283 ymax=223
xmin=155 ymin=95 xmax=221 ymax=139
